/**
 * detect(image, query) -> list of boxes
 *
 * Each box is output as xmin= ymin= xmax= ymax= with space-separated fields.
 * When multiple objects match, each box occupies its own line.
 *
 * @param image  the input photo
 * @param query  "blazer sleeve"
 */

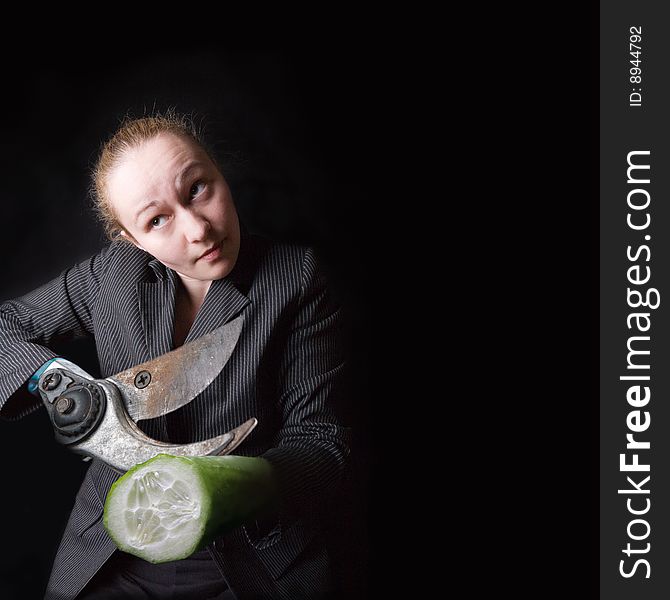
xmin=0 ymin=245 xmax=114 ymax=420
xmin=261 ymin=247 xmax=352 ymax=521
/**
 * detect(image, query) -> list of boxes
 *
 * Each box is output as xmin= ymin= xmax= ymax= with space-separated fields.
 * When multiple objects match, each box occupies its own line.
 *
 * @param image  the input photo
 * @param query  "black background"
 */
xmin=0 ymin=41 xmax=400 ymax=599
xmin=0 ymin=15 xmax=605 ymax=599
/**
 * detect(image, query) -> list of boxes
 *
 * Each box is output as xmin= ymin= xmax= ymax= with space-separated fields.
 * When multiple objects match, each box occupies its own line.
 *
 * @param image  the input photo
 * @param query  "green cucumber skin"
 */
xmin=103 ymin=453 xmax=277 ymax=562
xmin=184 ymin=455 xmax=278 ymax=548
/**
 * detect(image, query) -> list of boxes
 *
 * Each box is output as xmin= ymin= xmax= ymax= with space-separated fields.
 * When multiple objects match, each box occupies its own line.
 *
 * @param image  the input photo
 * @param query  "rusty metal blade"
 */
xmin=107 ymin=315 xmax=244 ymax=421
xmin=71 ymin=379 xmax=258 ymax=471
xmin=211 ymin=417 xmax=258 ymax=456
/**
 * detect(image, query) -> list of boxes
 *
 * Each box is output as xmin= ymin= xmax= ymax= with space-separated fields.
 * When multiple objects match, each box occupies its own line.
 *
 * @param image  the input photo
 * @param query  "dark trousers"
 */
xmin=77 ymin=548 xmax=236 ymax=599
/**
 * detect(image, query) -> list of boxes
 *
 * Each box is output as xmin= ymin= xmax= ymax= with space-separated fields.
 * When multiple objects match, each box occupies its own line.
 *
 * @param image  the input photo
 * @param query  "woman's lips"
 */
xmin=198 ymin=241 xmax=223 ymax=262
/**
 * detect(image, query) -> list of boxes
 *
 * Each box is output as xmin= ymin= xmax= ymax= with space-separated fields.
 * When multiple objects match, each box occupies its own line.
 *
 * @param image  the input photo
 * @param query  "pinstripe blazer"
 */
xmin=0 ymin=228 xmax=351 ymax=599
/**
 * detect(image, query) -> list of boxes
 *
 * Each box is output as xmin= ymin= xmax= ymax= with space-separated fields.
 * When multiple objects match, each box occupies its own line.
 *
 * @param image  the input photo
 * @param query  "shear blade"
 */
xmin=107 ymin=315 xmax=244 ymax=422
xmin=73 ymin=379 xmax=258 ymax=471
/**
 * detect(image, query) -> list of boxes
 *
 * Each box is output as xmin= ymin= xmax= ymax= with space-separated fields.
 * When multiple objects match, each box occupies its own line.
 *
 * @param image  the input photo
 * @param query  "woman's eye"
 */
xmin=189 ymin=181 xmax=205 ymax=199
xmin=150 ymin=215 xmax=168 ymax=229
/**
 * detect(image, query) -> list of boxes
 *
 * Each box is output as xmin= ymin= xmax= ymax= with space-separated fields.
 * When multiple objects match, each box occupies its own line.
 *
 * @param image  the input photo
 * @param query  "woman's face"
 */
xmin=107 ymin=133 xmax=240 ymax=283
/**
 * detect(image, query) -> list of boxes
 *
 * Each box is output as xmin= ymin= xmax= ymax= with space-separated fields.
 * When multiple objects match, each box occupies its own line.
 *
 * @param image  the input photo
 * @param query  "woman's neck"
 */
xmin=177 ymin=274 xmax=212 ymax=305
xmin=173 ymin=276 xmax=212 ymax=348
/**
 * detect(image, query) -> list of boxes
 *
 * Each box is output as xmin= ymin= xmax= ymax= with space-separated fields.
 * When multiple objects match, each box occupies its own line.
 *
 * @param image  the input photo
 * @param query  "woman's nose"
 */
xmin=181 ymin=209 xmax=210 ymax=243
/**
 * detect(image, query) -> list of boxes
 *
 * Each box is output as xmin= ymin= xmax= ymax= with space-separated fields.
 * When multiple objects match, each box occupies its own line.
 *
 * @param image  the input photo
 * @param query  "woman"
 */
xmin=0 ymin=112 xmax=351 ymax=599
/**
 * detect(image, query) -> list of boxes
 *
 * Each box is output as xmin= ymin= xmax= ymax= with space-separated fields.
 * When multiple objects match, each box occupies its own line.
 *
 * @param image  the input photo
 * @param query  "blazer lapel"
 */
xmin=136 ymin=259 xmax=177 ymax=360
xmin=184 ymin=276 xmax=250 ymax=344
xmin=184 ymin=229 xmax=261 ymax=341
xmin=137 ymin=256 xmax=251 ymax=358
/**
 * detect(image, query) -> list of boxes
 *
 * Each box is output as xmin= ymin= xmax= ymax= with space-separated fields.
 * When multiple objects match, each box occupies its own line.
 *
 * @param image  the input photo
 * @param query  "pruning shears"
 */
xmin=35 ymin=315 xmax=256 ymax=472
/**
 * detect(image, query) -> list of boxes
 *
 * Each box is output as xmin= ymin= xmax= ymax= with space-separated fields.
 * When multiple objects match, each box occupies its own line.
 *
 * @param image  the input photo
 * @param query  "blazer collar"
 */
xmin=137 ymin=229 xmax=257 ymax=359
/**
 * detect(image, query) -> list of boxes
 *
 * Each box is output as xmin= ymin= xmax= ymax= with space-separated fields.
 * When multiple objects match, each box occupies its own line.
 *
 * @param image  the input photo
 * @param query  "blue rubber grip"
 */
xmin=27 ymin=358 xmax=61 ymax=396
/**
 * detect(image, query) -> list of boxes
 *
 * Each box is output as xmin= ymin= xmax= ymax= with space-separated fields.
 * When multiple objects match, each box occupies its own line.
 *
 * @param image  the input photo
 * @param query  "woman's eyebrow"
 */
xmin=133 ymin=162 xmax=206 ymax=225
xmin=175 ymin=161 xmax=204 ymax=187
xmin=134 ymin=200 xmax=159 ymax=225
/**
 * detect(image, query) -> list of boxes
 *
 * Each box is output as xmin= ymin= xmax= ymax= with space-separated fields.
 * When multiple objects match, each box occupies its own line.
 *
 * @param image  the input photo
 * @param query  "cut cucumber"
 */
xmin=103 ymin=453 xmax=277 ymax=563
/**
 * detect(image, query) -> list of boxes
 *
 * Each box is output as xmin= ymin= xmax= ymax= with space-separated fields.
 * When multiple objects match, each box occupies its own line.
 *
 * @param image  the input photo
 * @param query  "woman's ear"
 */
xmin=119 ymin=230 xmax=146 ymax=252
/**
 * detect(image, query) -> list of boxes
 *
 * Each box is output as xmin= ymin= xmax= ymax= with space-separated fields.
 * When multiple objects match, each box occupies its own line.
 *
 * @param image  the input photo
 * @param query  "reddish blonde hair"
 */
xmin=91 ymin=110 xmax=210 ymax=240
